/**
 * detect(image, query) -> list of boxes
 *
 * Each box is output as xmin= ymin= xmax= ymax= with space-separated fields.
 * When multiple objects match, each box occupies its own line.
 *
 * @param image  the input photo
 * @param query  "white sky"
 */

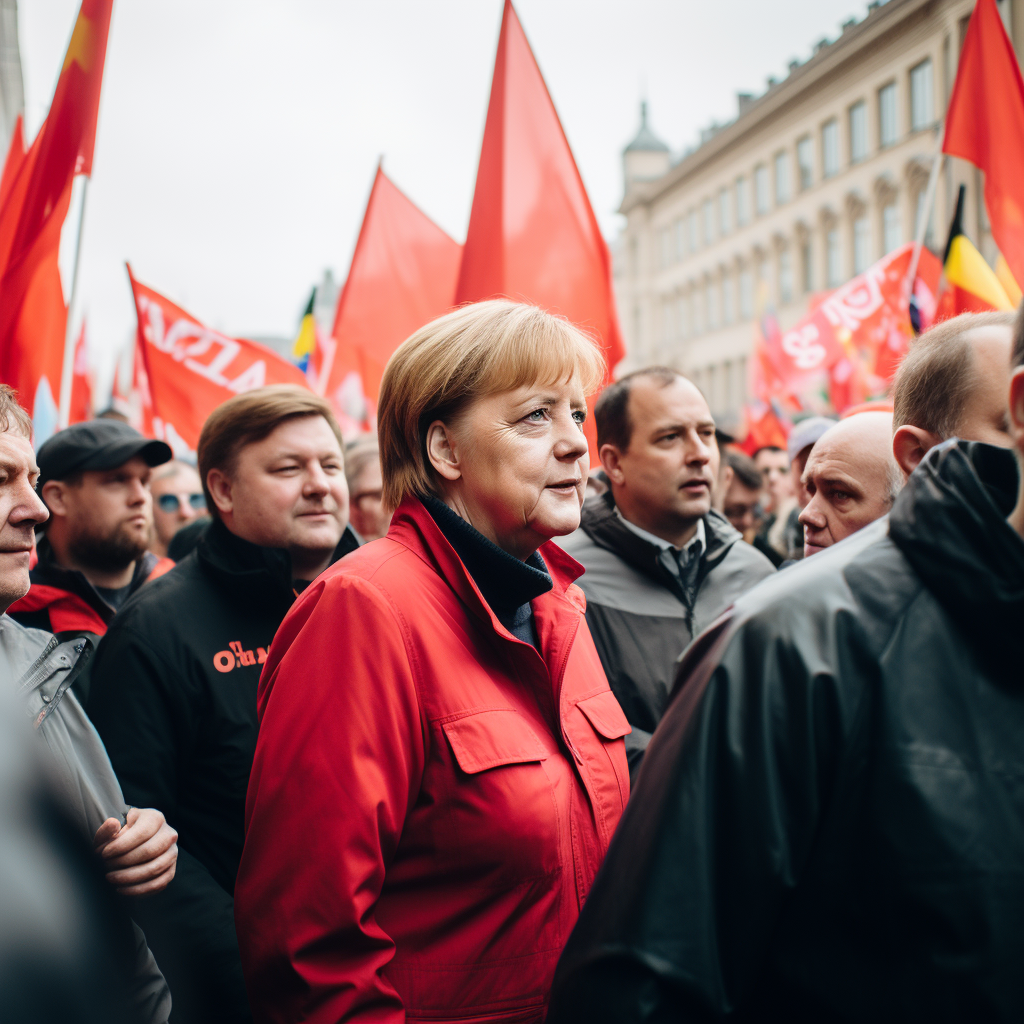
xmin=18 ymin=0 xmax=868 ymax=399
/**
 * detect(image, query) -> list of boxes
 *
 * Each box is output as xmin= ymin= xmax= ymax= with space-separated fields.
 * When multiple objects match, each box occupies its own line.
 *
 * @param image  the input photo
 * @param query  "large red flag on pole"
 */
xmin=127 ymin=266 xmax=310 ymax=454
xmin=943 ymin=0 xmax=1024 ymax=291
xmin=321 ymin=165 xmax=462 ymax=421
xmin=0 ymin=0 xmax=114 ymax=436
xmin=455 ymin=0 xmax=624 ymax=458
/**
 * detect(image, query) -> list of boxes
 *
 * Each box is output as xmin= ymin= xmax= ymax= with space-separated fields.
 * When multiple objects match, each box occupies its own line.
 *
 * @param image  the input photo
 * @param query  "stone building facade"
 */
xmin=616 ymin=0 xmax=1024 ymax=419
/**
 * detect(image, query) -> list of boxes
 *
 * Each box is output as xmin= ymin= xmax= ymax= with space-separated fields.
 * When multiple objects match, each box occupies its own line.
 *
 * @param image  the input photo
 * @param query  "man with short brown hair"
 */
xmin=892 ymin=310 xmax=1014 ymax=476
xmin=87 ymin=385 xmax=359 ymax=1024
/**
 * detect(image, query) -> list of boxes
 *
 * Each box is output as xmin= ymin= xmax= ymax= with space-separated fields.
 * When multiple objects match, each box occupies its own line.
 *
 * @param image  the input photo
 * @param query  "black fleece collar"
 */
xmin=420 ymin=493 xmax=553 ymax=626
xmin=30 ymin=536 xmax=161 ymax=622
xmin=197 ymin=517 xmax=360 ymax=603
xmin=889 ymin=440 xmax=1024 ymax=673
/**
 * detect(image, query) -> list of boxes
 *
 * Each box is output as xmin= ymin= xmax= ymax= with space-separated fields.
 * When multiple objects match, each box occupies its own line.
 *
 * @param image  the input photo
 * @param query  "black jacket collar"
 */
xmin=30 ymin=536 xmax=162 ymax=623
xmin=889 ymin=440 xmax=1024 ymax=672
xmin=580 ymin=492 xmax=739 ymax=607
xmin=420 ymin=493 xmax=552 ymax=626
xmin=196 ymin=517 xmax=361 ymax=605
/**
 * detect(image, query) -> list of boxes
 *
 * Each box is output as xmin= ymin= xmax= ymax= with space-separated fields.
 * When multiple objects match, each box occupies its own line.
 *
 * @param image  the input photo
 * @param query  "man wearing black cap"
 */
xmin=9 ymin=420 xmax=173 ymax=654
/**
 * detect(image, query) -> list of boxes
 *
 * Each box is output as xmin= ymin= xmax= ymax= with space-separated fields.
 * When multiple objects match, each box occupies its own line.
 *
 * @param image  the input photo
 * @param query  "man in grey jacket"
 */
xmin=561 ymin=368 xmax=774 ymax=773
xmin=0 ymin=385 xmax=176 ymax=1024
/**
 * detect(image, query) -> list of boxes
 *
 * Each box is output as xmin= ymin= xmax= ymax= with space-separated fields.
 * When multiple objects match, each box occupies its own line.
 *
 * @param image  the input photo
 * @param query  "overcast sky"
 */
xmin=19 ymin=0 xmax=868 ymax=398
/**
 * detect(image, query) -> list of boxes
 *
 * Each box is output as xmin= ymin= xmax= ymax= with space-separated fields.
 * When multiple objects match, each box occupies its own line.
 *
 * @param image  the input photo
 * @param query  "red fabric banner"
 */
xmin=128 ymin=267 xmax=309 ymax=453
xmin=0 ymin=0 xmax=113 ymax=425
xmin=322 ymin=166 xmax=462 ymax=423
xmin=751 ymin=244 xmax=941 ymax=415
xmin=69 ymin=321 xmax=93 ymax=423
xmin=455 ymin=0 xmax=624 ymax=459
xmin=943 ymin=0 xmax=1024 ymax=292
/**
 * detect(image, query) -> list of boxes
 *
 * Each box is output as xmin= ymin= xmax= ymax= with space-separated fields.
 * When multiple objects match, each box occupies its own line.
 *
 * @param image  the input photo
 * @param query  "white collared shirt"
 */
xmin=614 ymin=509 xmax=706 ymax=558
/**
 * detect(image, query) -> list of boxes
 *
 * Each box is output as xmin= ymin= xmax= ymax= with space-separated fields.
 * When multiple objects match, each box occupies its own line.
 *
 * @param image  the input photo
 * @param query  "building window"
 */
xmin=677 ymin=294 xmax=689 ymax=339
xmin=739 ymin=268 xmax=754 ymax=319
xmin=660 ymin=297 xmax=673 ymax=344
xmin=822 ymin=118 xmax=840 ymax=178
xmin=879 ymin=82 xmax=898 ymax=148
xmin=755 ymin=163 xmax=770 ymax=215
xmin=702 ymin=198 xmax=716 ymax=245
xmin=736 ymin=176 xmax=750 ymax=226
xmin=849 ymin=101 xmax=867 ymax=164
xmin=853 ymin=215 xmax=871 ymax=274
xmin=826 ymin=227 xmax=842 ymax=286
xmin=910 ymin=58 xmax=934 ymax=131
xmin=688 ymin=209 xmax=698 ymax=252
xmin=779 ymin=248 xmax=793 ymax=303
xmin=774 ymin=151 xmax=791 ymax=206
xmin=797 ymin=135 xmax=813 ymax=191
xmin=801 ymin=239 xmax=813 ymax=293
xmin=659 ymin=227 xmax=672 ymax=270
xmin=719 ymin=187 xmax=731 ymax=236
xmin=706 ymin=280 xmax=720 ymax=331
xmin=692 ymin=287 xmax=704 ymax=335
xmin=883 ymin=202 xmax=901 ymax=252
xmin=915 ymin=191 xmax=935 ymax=248
xmin=674 ymin=217 xmax=685 ymax=261
xmin=722 ymin=272 xmax=736 ymax=325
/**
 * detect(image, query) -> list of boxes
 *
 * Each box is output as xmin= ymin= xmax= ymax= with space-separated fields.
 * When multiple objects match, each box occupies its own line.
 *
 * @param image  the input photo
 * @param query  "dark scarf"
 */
xmin=421 ymin=494 xmax=552 ymax=648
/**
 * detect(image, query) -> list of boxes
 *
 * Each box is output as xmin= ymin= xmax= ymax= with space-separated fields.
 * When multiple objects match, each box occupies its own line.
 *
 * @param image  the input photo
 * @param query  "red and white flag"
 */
xmin=128 ymin=266 xmax=309 ymax=453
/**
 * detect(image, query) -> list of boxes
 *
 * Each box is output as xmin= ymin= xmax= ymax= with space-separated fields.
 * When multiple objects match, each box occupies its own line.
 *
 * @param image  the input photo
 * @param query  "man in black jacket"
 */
xmin=547 ymin=341 xmax=1024 ymax=1020
xmin=87 ymin=386 xmax=360 ymax=1024
xmin=559 ymin=368 xmax=774 ymax=772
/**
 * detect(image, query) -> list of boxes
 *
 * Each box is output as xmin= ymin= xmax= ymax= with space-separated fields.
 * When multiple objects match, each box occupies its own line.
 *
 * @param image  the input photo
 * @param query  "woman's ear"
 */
xmin=892 ymin=424 xmax=941 ymax=478
xmin=425 ymin=421 xmax=462 ymax=483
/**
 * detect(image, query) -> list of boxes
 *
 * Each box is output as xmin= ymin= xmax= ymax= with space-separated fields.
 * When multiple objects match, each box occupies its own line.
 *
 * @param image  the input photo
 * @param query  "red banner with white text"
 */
xmin=128 ymin=266 xmax=309 ymax=453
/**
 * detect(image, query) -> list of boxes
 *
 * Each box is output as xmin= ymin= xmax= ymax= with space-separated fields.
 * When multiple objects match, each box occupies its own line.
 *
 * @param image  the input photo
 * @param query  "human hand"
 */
xmin=93 ymin=807 xmax=178 ymax=897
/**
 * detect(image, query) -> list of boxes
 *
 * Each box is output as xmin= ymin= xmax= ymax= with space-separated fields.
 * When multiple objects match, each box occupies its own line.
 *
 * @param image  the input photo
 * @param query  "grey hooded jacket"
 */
xmin=559 ymin=495 xmax=775 ymax=769
xmin=0 ymin=613 xmax=172 ymax=1024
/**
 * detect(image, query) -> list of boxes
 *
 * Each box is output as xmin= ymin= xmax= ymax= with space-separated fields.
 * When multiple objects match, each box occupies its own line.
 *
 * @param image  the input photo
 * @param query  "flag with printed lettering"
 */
xmin=127 ymin=266 xmax=310 ymax=454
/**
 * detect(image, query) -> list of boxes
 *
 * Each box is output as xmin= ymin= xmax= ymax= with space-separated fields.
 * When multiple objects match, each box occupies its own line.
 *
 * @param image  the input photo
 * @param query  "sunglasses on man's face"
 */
xmin=156 ymin=492 xmax=206 ymax=514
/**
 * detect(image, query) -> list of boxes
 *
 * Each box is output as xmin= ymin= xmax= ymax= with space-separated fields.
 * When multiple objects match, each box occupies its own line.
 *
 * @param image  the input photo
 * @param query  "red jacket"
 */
xmin=235 ymin=496 xmax=630 ymax=1024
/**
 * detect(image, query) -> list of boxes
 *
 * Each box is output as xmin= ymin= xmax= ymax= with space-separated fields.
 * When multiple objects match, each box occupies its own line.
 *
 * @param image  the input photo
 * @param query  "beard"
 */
xmin=67 ymin=518 xmax=149 ymax=575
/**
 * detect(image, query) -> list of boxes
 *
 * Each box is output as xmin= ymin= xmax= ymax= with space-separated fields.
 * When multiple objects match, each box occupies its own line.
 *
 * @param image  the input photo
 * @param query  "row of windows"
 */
xmin=655 ymin=58 xmax=936 ymax=270
xmin=657 ymin=192 xmax=933 ymax=344
xmin=689 ymin=358 xmax=749 ymax=417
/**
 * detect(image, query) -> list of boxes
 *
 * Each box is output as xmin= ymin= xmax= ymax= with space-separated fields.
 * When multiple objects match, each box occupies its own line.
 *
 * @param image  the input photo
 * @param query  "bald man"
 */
xmin=798 ymin=411 xmax=902 ymax=557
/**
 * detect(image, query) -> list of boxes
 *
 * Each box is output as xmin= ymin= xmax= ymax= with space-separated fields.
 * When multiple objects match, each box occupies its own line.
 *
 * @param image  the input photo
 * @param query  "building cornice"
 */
xmin=620 ymin=0 xmax=938 ymax=215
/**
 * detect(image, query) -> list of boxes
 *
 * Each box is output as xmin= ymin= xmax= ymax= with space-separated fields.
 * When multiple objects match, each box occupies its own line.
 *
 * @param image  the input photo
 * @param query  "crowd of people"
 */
xmin=0 ymin=302 xmax=1022 ymax=1023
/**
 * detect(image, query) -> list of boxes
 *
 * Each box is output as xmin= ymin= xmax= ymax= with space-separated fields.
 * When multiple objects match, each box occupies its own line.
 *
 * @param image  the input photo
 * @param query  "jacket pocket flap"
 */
xmin=576 ymin=690 xmax=632 ymax=740
xmin=442 ymin=709 xmax=549 ymax=774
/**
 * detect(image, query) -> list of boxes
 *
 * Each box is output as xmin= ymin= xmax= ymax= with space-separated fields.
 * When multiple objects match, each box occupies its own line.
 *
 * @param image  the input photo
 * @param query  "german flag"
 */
xmin=939 ymin=185 xmax=1014 ymax=315
xmin=292 ymin=288 xmax=317 ymax=373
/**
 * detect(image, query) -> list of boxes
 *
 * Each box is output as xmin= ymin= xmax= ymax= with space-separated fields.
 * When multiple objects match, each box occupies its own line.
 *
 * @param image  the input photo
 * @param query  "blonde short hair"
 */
xmin=378 ymin=300 xmax=606 ymax=510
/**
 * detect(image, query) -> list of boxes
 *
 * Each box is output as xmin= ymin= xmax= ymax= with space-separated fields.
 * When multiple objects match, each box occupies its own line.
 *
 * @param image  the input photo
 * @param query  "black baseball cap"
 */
xmin=36 ymin=419 xmax=172 ymax=491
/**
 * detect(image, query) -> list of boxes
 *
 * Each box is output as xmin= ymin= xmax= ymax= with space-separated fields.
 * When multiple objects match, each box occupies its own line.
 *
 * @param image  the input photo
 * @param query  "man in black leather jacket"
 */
xmin=547 ymin=340 xmax=1024 ymax=1021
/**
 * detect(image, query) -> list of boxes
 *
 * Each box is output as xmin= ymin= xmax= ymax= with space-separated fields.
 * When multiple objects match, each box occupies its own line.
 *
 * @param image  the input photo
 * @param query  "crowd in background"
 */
xmin=1 ymin=303 xmax=1022 ymax=1023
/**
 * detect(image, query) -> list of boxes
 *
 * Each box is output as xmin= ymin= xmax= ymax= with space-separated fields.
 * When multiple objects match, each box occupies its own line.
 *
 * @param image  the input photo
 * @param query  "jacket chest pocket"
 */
xmin=437 ymin=708 xmax=563 ymax=883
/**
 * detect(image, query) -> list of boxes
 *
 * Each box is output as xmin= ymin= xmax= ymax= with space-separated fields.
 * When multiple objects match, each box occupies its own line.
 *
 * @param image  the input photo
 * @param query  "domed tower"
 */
xmin=622 ymin=101 xmax=670 ymax=199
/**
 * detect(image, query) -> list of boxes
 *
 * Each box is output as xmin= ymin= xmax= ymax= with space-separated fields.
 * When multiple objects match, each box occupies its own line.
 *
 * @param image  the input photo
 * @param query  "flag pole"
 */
xmin=904 ymin=127 xmax=945 ymax=303
xmin=57 ymin=176 xmax=90 ymax=429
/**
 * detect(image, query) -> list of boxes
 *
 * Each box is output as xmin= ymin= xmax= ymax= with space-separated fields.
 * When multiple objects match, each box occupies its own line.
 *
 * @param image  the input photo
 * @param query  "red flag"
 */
xmin=943 ymin=0 xmax=1024 ymax=290
xmin=739 ymin=403 xmax=790 ymax=456
xmin=0 ymin=0 xmax=114 ymax=426
xmin=753 ymin=244 xmax=941 ymax=415
xmin=68 ymin=321 xmax=93 ymax=423
xmin=455 ymin=1 xmax=624 ymax=458
xmin=128 ymin=266 xmax=310 ymax=453
xmin=0 ymin=116 xmax=25 ymax=210
xmin=323 ymin=166 xmax=462 ymax=419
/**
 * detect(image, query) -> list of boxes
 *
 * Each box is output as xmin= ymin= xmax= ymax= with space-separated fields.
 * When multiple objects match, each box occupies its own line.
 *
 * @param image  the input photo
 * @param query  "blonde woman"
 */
xmin=235 ymin=301 xmax=630 ymax=1024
